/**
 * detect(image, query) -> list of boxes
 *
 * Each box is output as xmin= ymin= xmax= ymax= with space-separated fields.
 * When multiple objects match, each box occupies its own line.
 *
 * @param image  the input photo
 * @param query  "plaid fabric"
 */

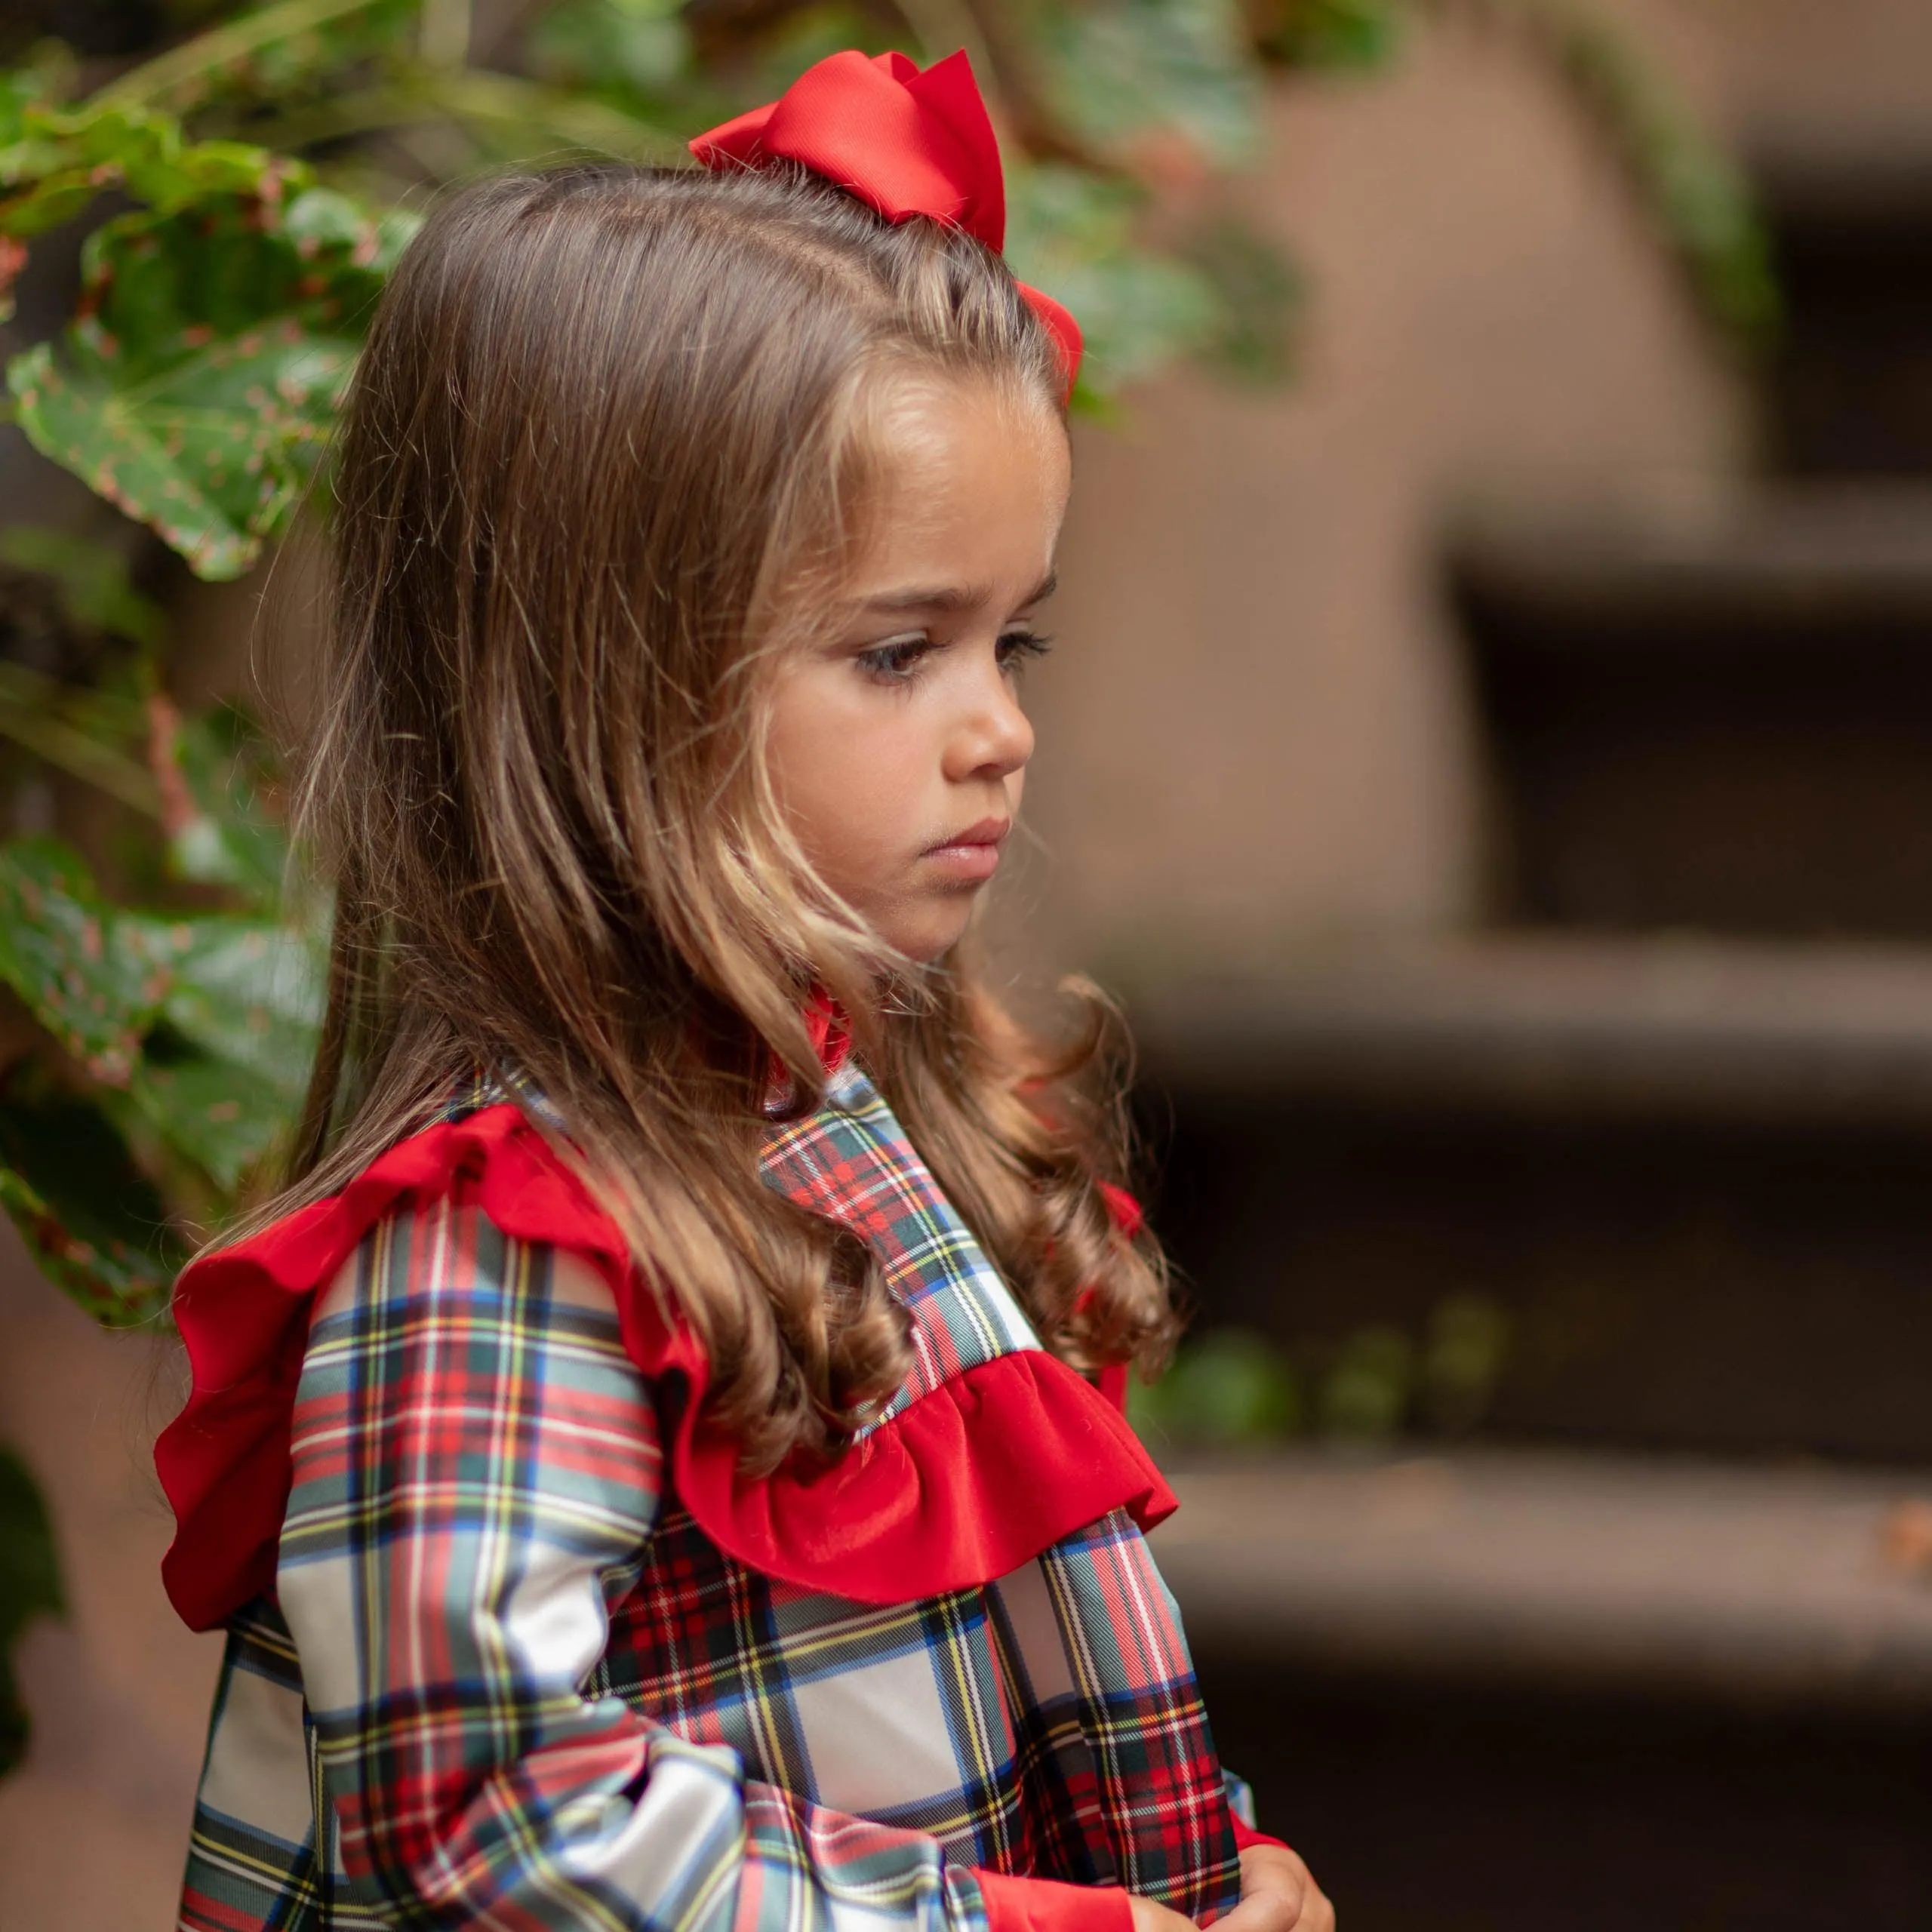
xmin=759 ymin=1063 xmax=1042 ymax=1429
xmin=177 ymin=1066 xmax=1243 ymax=1932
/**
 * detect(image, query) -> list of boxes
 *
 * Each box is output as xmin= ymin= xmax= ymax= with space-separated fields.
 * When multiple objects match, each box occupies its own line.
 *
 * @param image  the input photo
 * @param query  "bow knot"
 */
xmin=690 ymin=50 xmax=1082 ymax=399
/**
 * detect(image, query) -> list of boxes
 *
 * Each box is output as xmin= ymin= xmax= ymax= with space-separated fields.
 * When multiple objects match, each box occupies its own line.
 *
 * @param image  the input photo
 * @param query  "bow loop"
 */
xmin=690 ymin=49 xmax=1081 ymax=398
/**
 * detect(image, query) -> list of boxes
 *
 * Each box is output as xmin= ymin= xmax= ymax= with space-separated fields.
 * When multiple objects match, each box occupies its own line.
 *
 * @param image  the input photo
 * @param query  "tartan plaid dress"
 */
xmin=174 ymin=1060 xmax=1251 ymax=1932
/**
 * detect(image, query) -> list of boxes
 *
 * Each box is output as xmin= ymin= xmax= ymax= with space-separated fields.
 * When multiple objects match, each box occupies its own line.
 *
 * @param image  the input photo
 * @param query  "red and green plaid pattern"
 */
xmin=760 ymin=1063 xmax=1040 ymax=1425
xmin=177 ymin=1068 xmax=1243 ymax=1932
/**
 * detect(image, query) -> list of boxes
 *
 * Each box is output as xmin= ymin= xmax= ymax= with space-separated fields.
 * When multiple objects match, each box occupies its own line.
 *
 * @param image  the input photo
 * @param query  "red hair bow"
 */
xmin=690 ymin=49 xmax=1083 ymax=400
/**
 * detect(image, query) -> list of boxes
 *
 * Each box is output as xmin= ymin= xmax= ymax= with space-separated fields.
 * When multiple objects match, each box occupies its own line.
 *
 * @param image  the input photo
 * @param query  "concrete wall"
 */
xmin=1016 ymin=6 xmax=1752 ymax=979
xmin=1012 ymin=0 xmax=1932 ymax=985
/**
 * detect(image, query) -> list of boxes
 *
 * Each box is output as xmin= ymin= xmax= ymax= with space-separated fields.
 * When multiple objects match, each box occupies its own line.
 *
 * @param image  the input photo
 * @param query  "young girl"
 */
xmin=155 ymin=48 xmax=1331 ymax=1932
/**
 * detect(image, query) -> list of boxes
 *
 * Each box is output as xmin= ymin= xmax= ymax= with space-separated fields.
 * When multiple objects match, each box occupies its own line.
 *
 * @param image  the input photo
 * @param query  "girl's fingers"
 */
xmin=1214 ymin=1881 xmax=1306 ymax=1932
xmin=1300 ymin=1890 xmax=1336 ymax=1932
xmin=1128 ymin=1894 xmax=1199 ymax=1932
xmin=1284 ymin=1872 xmax=1334 ymax=1932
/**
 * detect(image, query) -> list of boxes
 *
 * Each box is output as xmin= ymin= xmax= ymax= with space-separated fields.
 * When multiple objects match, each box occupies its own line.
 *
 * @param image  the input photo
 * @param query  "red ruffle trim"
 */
xmin=156 ymin=1103 xmax=1176 ymax=1633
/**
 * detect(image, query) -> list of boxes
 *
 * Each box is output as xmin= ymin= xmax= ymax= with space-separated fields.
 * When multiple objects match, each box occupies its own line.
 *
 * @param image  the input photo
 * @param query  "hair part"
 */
xmin=242 ymin=160 xmax=1175 ymax=1469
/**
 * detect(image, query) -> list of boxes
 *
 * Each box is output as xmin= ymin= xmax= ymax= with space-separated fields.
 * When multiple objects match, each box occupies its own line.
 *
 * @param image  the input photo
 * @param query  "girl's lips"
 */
xmin=923 ymin=817 xmax=1010 ymax=883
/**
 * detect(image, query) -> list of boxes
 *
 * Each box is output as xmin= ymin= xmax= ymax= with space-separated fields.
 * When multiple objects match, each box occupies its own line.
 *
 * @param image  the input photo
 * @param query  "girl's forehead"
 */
xmin=868 ymin=372 xmax=1061 ymax=468
xmin=846 ymin=382 xmax=1070 ymax=592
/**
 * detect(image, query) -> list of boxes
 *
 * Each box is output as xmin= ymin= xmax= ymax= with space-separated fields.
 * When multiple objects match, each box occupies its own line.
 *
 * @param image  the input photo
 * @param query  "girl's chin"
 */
xmin=875 ymin=897 xmax=979 ymax=964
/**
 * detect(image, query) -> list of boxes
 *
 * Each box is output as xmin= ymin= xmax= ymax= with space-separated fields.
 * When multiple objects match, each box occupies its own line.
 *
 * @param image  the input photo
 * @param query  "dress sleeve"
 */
xmin=277 ymin=1186 xmax=1131 ymax=1932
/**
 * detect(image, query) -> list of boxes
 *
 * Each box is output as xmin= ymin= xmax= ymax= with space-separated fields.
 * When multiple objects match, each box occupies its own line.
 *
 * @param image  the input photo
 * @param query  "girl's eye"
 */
xmin=998 ymin=628 xmax=1054 ymax=671
xmin=857 ymin=635 xmax=932 ymax=681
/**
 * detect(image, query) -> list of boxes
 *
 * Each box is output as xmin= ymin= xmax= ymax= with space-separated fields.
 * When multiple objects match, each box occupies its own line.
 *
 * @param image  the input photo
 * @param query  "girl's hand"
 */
xmin=1126 ymin=1844 xmax=1334 ymax=1932
xmin=1129 ymin=1894 xmax=1199 ymax=1932
xmin=1213 ymin=1844 xmax=1335 ymax=1932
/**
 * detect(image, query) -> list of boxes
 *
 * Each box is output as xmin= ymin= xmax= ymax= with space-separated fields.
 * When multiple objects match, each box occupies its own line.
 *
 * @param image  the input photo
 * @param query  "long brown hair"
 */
xmin=255 ymin=160 xmax=1174 ymax=1469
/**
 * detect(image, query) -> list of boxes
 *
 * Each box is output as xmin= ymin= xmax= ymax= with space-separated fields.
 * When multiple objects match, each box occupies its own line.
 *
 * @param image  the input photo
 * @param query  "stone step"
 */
xmin=1451 ymin=488 xmax=1932 ymax=937
xmin=1153 ymin=1447 xmax=1932 ymax=1711
xmin=1132 ymin=936 xmax=1932 ymax=1463
xmin=1133 ymin=931 xmax=1932 ymax=1125
xmin=1158 ymin=1447 xmax=1932 ymax=1932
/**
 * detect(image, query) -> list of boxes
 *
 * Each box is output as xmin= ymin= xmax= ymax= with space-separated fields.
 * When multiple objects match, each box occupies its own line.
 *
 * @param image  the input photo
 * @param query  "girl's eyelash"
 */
xmin=857 ymin=636 xmax=932 ymax=680
xmin=855 ymin=629 xmax=1054 ymax=681
xmin=998 ymin=628 xmax=1054 ymax=665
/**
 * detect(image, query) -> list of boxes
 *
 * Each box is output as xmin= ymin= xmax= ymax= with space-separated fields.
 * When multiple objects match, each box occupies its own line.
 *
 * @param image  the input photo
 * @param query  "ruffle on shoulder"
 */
xmin=156 ymin=1103 xmax=1175 ymax=1632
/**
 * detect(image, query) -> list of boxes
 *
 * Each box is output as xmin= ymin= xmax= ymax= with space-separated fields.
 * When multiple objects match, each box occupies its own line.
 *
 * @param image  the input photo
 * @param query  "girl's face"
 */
xmin=767 ymin=377 xmax=1071 ymax=962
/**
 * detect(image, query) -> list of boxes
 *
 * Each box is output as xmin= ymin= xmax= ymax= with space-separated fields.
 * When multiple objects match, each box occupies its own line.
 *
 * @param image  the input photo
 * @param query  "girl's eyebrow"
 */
xmin=860 ymin=570 xmax=1058 ymax=616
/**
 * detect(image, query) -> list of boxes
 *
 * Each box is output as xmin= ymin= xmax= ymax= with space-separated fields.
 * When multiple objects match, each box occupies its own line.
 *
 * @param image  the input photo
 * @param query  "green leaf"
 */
xmin=1258 ymin=0 xmax=1404 ymax=69
xmin=0 ymin=96 xmax=285 ymax=246
xmin=1177 ymin=217 xmax=1306 ymax=383
xmin=0 ymin=838 xmax=170 ymax=1088
xmin=1584 ymin=51 xmax=1777 ymax=341
xmin=1423 ymin=1292 xmax=1512 ymax=1433
xmin=7 ymin=180 xmax=399 ymax=580
xmin=1464 ymin=0 xmax=1778 ymax=346
xmin=740 ymin=7 xmax=906 ymax=100
xmin=1065 ymin=249 xmax=1223 ymax=395
xmin=144 ymin=915 xmax=323 ymax=1100
xmin=0 ymin=1444 xmax=64 ymax=1780
xmin=1008 ymin=165 xmax=1223 ymax=395
xmin=0 ymin=525 xmax=166 ymax=649
xmin=129 ymin=1041 xmax=293 ymax=1192
xmin=0 ymin=1074 xmax=180 ymax=1325
xmin=1030 ymin=0 xmax=1263 ymax=171
xmin=0 ymin=819 xmax=315 ymax=1201
xmin=115 ymin=888 xmax=321 ymax=1192
xmin=0 ymin=660 xmax=161 ymax=820
xmin=528 ymin=0 xmax=694 ymax=101
xmin=1131 ymin=1328 xmax=1301 ymax=1445
xmin=159 ymin=705 xmax=291 ymax=900
xmin=1318 ymin=1323 xmax=1415 ymax=1439
xmin=95 ymin=0 xmax=423 ymax=118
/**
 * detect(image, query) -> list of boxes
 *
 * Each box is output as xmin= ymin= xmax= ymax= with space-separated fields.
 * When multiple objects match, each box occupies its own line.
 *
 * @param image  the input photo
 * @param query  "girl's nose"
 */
xmin=947 ymin=658 xmax=1035 ymax=783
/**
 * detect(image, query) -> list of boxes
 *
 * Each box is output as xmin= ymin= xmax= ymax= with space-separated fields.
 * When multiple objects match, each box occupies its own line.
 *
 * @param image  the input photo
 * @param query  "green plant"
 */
xmin=0 ymin=1444 xmax=63 ymax=1776
xmin=0 ymin=535 xmax=318 ymax=1327
xmin=1130 ymin=1294 xmax=1513 ymax=1451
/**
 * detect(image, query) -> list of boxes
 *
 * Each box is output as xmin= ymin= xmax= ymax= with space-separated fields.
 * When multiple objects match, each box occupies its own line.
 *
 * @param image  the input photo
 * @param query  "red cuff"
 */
xmin=976 ymin=1869 xmax=1134 ymax=1932
xmin=1231 ymin=1814 xmax=1291 ymax=1854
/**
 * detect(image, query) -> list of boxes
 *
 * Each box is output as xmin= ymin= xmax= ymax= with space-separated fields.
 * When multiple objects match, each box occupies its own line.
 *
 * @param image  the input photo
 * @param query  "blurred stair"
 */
xmin=1156 ymin=1452 xmax=1932 ymax=1932
xmin=1453 ymin=490 xmax=1932 ymax=937
xmin=1139 ymin=149 xmax=1932 ymax=1462
xmin=1139 ymin=931 xmax=1932 ymax=1124
xmin=1135 ymin=144 xmax=1932 ymax=1930
xmin=1139 ymin=938 xmax=1932 ymax=1464
xmin=1767 ymin=156 xmax=1932 ymax=476
xmin=1154 ymin=1449 xmax=1932 ymax=1711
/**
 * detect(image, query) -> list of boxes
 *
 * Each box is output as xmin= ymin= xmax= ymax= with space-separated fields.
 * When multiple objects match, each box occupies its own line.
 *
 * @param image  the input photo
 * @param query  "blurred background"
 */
xmin=2 ymin=1 xmax=1931 ymax=1926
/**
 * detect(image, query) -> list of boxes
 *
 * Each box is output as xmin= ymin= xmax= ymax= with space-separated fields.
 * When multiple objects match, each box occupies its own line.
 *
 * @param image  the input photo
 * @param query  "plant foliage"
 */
xmin=1129 ymin=1294 xmax=1512 ymax=1450
xmin=0 ymin=1442 xmax=63 ymax=1777
xmin=2 ymin=82 xmax=413 ymax=580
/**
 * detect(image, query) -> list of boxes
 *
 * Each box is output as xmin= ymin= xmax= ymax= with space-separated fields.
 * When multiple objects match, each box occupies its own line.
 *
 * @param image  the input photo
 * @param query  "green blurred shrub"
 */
xmin=1132 ymin=1293 xmax=1513 ymax=1451
xmin=0 ymin=1445 xmax=63 ymax=1777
